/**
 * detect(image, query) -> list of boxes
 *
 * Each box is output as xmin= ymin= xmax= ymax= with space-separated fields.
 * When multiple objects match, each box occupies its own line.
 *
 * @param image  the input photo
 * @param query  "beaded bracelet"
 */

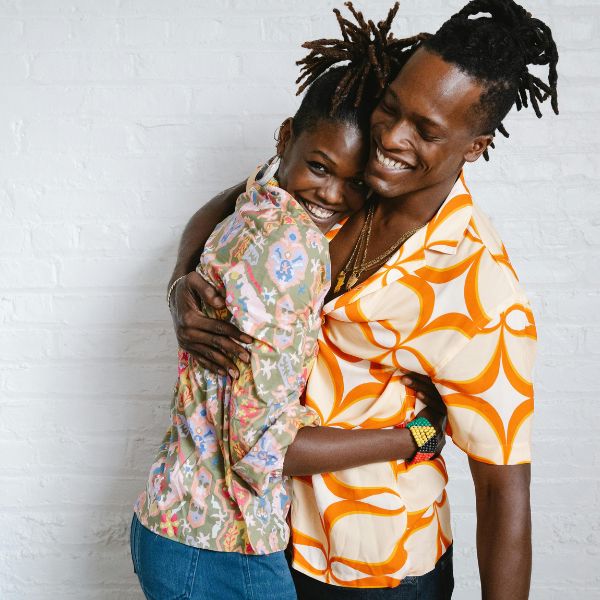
xmin=397 ymin=416 xmax=439 ymax=465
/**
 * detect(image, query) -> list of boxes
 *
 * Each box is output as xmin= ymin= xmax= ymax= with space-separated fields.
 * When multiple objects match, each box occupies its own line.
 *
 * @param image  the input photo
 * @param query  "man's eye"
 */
xmin=419 ymin=130 xmax=439 ymax=142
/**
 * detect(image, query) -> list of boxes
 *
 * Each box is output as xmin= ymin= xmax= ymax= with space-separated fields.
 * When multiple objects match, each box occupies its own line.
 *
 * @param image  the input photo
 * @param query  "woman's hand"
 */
xmin=401 ymin=372 xmax=447 ymax=455
xmin=170 ymin=271 xmax=252 ymax=377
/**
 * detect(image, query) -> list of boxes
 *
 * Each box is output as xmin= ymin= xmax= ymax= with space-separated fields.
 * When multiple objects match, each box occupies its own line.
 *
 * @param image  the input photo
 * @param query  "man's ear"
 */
xmin=464 ymin=133 xmax=494 ymax=163
xmin=276 ymin=117 xmax=294 ymax=156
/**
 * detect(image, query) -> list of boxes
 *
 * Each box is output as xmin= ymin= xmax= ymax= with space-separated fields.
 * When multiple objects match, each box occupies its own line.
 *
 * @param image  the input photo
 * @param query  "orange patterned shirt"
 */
xmin=290 ymin=173 xmax=536 ymax=588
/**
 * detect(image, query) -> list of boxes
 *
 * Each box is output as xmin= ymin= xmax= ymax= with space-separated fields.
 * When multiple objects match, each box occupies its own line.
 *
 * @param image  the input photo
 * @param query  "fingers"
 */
xmin=186 ymin=271 xmax=226 ymax=309
xmin=207 ymin=336 xmax=250 ymax=364
xmin=435 ymin=434 xmax=446 ymax=456
xmin=211 ymin=319 xmax=253 ymax=345
xmin=401 ymin=377 xmax=437 ymax=402
xmin=170 ymin=270 xmax=256 ymax=377
xmin=401 ymin=371 xmax=436 ymax=391
xmin=179 ymin=313 xmax=253 ymax=353
xmin=193 ymin=354 xmax=225 ymax=376
xmin=177 ymin=322 xmax=251 ymax=364
xmin=401 ymin=372 xmax=445 ymax=409
xmin=179 ymin=339 xmax=245 ymax=378
xmin=181 ymin=273 xmax=253 ymax=345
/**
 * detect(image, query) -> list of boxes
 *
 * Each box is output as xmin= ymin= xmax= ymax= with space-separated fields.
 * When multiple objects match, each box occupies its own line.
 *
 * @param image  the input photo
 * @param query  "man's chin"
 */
xmin=365 ymin=170 xmax=413 ymax=200
xmin=366 ymin=151 xmax=422 ymax=193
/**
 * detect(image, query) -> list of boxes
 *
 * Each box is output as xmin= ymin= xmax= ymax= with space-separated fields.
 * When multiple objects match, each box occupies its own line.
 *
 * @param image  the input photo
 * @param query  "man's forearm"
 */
xmin=471 ymin=460 xmax=532 ymax=600
xmin=170 ymin=181 xmax=245 ymax=286
xmin=282 ymin=426 xmax=417 ymax=476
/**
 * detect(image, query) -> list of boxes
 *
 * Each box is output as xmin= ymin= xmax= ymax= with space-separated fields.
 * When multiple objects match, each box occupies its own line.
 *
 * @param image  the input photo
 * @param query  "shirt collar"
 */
xmin=323 ymin=172 xmax=474 ymax=314
xmin=422 ymin=172 xmax=473 ymax=256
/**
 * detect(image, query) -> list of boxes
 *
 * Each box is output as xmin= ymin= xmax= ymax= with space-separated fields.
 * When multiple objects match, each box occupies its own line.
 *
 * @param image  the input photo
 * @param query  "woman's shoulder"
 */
xmin=238 ymin=188 xmax=328 ymax=257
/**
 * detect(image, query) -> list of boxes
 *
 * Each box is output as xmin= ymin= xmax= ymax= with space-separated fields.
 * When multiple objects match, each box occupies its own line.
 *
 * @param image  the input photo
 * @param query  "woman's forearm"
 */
xmin=282 ymin=426 xmax=417 ymax=476
xmin=170 ymin=181 xmax=245 ymax=285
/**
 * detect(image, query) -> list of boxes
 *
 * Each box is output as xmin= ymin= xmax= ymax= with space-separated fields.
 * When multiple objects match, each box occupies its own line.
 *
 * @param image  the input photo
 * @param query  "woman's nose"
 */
xmin=316 ymin=179 xmax=344 ymax=206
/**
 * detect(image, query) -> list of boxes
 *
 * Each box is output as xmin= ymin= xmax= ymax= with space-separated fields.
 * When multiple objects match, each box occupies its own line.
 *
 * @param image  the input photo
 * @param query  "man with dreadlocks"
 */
xmin=169 ymin=1 xmax=558 ymax=598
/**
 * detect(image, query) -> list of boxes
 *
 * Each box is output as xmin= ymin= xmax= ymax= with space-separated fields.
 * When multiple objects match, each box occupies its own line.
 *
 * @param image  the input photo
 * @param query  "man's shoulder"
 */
xmin=469 ymin=202 xmax=516 ymax=273
xmin=470 ymin=202 xmax=507 ymax=256
xmin=457 ymin=200 xmax=531 ymax=319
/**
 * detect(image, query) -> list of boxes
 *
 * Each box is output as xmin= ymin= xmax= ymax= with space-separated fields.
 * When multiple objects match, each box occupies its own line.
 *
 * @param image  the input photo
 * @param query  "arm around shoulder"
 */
xmin=168 ymin=180 xmax=251 ymax=374
xmin=170 ymin=180 xmax=245 ymax=285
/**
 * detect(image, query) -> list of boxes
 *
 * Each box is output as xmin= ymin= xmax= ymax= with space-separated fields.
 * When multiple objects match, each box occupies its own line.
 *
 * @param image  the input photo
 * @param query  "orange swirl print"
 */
xmin=290 ymin=172 xmax=536 ymax=587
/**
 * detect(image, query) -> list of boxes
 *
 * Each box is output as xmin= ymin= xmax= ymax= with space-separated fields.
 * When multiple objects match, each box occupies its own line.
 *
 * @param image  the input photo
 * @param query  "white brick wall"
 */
xmin=0 ymin=1 xmax=598 ymax=598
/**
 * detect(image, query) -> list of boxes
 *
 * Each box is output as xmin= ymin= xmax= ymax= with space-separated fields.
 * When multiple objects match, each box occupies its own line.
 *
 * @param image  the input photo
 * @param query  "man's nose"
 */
xmin=379 ymin=117 xmax=412 ymax=149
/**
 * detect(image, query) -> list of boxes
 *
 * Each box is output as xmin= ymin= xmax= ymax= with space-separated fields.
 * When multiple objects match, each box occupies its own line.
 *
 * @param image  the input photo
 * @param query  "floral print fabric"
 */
xmin=135 ymin=164 xmax=329 ymax=554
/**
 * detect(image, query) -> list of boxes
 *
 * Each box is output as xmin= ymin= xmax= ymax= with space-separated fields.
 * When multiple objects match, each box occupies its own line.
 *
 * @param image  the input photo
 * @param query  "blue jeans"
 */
xmin=130 ymin=514 xmax=296 ymax=600
xmin=291 ymin=545 xmax=454 ymax=600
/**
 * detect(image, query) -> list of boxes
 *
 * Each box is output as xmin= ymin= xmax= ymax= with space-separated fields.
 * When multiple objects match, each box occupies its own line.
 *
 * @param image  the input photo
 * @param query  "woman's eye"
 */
xmin=308 ymin=161 xmax=327 ymax=173
xmin=379 ymin=100 xmax=395 ymax=114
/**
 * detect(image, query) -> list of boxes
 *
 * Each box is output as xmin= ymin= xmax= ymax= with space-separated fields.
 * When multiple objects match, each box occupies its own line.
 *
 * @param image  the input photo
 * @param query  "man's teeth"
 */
xmin=376 ymin=147 xmax=410 ymax=170
xmin=304 ymin=202 xmax=335 ymax=219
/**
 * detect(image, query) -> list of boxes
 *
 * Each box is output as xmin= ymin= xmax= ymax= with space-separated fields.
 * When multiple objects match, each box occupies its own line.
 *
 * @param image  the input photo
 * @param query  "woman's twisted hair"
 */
xmin=295 ymin=2 xmax=430 ymax=116
xmin=423 ymin=0 xmax=559 ymax=159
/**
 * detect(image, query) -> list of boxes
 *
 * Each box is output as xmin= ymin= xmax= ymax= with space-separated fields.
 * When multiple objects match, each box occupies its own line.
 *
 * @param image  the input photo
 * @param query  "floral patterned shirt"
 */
xmin=135 ymin=162 xmax=330 ymax=554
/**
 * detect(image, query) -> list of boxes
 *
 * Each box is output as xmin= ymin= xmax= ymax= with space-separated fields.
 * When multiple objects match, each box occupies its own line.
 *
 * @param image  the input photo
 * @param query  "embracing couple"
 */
xmin=130 ymin=1 xmax=558 ymax=598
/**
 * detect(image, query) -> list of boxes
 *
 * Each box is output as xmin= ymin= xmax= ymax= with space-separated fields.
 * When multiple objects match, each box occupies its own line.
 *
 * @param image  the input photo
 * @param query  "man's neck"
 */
xmin=374 ymin=174 xmax=460 ymax=230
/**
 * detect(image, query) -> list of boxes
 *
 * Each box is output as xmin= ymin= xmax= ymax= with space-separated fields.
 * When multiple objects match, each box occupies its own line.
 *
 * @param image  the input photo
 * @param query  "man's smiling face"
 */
xmin=366 ymin=47 xmax=493 ymax=201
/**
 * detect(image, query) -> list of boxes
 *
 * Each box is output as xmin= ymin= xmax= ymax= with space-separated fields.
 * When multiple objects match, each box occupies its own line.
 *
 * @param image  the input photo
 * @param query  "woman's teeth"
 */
xmin=304 ymin=201 xmax=335 ymax=220
xmin=376 ymin=147 xmax=411 ymax=171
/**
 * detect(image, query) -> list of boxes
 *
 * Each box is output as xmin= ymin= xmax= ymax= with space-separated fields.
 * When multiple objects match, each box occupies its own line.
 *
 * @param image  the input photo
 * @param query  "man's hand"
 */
xmin=401 ymin=371 xmax=445 ymax=413
xmin=170 ymin=271 xmax=252 ymax=377
xmin=402 ymin=371 xmax=447 ymax=454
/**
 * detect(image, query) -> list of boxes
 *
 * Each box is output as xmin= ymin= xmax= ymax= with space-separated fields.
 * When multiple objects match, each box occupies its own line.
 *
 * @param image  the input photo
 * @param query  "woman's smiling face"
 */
xmin=276 ymin=119 xmax=370 ymax=233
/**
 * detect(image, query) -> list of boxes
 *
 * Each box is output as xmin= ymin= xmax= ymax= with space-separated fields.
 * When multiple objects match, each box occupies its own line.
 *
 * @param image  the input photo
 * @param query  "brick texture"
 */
xmin=1 ymin=1 xmax=598 ymax=598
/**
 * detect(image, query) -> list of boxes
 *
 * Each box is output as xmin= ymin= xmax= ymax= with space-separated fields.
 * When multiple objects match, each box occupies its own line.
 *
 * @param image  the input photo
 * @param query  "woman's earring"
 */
xmin=274 ymin=129 xmax=283 ymax=157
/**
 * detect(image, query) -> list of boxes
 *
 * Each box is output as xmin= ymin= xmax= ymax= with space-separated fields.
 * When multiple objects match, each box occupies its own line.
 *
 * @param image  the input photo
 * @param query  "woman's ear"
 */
xmin=276 ymin=118 xmax=294 ymax=156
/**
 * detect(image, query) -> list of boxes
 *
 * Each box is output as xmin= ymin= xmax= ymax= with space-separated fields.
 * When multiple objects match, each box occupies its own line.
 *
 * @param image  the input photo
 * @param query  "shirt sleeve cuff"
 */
xmin=231 ymin=404 xmax=320 ymax=496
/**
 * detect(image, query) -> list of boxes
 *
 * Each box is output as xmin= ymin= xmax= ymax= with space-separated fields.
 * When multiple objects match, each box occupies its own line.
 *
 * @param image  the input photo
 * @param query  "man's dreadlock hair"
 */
xmin=423 ymin=0 xmax=559 ymax=159
xmin=291 ymin=2 xmax=428 ymax=138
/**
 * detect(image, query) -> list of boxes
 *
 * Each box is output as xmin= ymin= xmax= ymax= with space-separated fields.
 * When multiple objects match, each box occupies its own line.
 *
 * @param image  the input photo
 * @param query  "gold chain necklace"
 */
xmin=334 ymin=202 xmax=424 ymax=293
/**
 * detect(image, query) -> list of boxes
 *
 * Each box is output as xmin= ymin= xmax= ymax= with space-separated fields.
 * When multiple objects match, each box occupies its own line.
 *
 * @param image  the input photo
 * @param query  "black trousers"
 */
xmin=291 ymin=545 xmax=454 ymax=600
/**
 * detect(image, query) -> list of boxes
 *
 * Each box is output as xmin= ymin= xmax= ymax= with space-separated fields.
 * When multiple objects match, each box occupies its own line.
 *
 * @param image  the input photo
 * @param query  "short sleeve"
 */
xmin=435 ymin=300 xmax=537 ymax=465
